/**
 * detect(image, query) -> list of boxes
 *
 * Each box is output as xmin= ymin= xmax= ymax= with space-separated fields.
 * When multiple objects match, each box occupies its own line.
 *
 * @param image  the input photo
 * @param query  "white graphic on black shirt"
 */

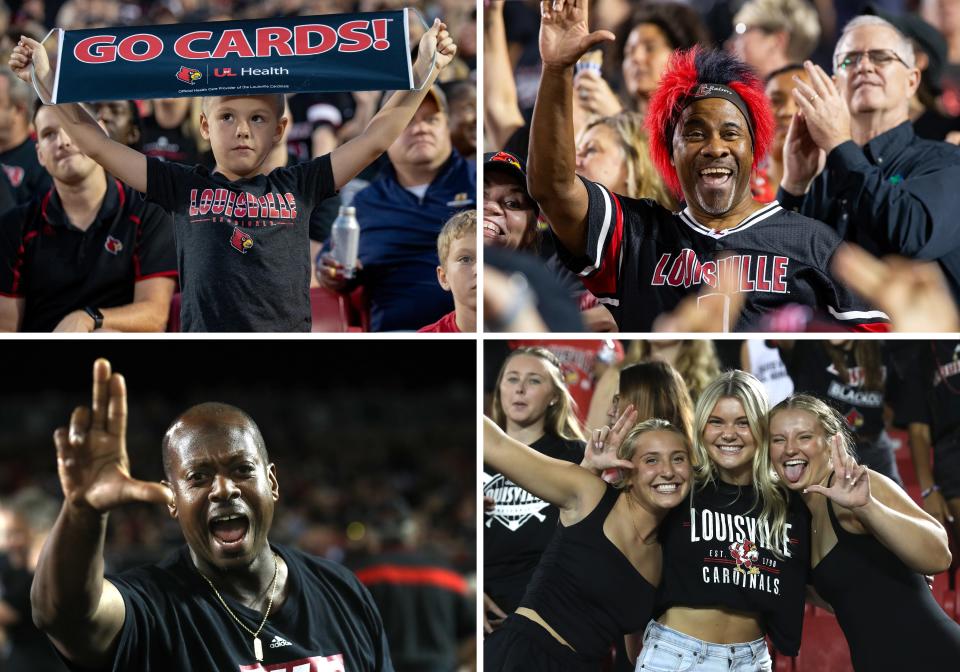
xmin=269 ymin=635 xmax=293 ymax=648
xmin=238 ymin=653 xmax=345 ymax=671
xmin=689 ymin=506 xmax=796 ymax=596
xmin=483 ymin=472 xmax=550 ymax=531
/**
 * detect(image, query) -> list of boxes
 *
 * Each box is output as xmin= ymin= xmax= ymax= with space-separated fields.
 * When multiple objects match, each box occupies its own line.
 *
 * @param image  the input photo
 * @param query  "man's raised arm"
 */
xmin=9 ymin=37 xmax=147 ymax=193
xmin=31 ymin=359 xmax=172 ymax=668
xmin=527 ymin=0 xmax=613 ymax=257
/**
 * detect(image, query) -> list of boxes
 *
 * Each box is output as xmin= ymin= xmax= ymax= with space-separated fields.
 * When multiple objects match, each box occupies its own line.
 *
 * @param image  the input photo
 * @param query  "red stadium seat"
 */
xmin=310 ymin=287 xmax=361 ymax=332
xmin=792 ymin=608 xmax=853 ymax=672
xmin=167 ymin=292 xmax=181 ymax=332
xmin=347 ymin=286 xmax=369 ymax=331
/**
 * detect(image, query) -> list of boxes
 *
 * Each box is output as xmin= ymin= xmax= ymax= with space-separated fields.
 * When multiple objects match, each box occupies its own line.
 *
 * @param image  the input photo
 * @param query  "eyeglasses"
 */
xmin=836 ymin=49 xmax=908 ymax=71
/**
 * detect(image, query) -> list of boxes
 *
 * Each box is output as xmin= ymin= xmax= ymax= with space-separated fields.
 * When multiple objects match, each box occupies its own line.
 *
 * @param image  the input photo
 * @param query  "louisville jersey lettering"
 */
xmin=553 ymin=178 xmax=889 ymax=332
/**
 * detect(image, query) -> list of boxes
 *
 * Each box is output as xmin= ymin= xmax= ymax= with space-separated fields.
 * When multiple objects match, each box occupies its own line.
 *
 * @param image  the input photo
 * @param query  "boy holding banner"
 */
xmin=9 ymin=18 xmax=456 ymax=332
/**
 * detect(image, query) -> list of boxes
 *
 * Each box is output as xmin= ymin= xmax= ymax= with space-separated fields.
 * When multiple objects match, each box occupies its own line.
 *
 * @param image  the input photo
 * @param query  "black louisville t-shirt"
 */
xmin=483 ymin=434 xmax=584 ymax=614
xmin=93 ymin=543 xmax=393 ymax=672
xmin=147 ymin=155 xmax=335 ymax=332
xmin=554 ymin=178 xmax=888 ymax=332
xmin=783 ymin=342 xmax=887 ymax=440
xmin=655 ymin=480 xmax=811 ymax=655
xmin=895 ymin=341 xmax=960 ymax=444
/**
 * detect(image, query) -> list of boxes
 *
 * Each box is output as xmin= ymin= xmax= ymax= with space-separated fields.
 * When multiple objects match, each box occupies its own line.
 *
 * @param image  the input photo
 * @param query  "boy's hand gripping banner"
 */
xmin=41 ymin=9 xmax=417 ymax=103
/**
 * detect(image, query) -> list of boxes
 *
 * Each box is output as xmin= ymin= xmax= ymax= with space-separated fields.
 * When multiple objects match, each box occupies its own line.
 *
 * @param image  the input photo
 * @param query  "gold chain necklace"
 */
xmin=198 ymin=553 xmax=279 ymax=662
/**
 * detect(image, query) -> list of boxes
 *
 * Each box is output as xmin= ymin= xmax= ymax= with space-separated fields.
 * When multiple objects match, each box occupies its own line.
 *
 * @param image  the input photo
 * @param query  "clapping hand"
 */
xmin=803 ymin=435 xmax=870 ymax=509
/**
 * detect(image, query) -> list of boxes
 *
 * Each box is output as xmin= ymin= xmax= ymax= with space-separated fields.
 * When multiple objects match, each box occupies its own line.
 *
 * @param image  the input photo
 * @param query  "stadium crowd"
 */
xmin=0 ymin=0 xmax=477 ymax=332
xmin=483 ymin=338 xmax=960 ymax=671
xmin=483 ymin=0 xmax=960 ymax=333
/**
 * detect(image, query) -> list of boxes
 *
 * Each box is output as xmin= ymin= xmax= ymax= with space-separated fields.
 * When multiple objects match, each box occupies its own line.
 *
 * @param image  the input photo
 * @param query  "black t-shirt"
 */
xmin=140 ymin=116 xmax=201 ymax=166
xmin=482 ymin=433 xmax=585 ymax=614
xmin=782 ymin=342 xmax=887 ymax=441
xmin=0 ymin=137 xmax=53 ymax=206
xmin=286 ymin=93 xmax=357 ymax=163
xmin=84 ymin=543 xmax=393 ymax=672
xmin=0 ymin=178 xmax=177 ymax=331
xmin=555 ymin=178 xmax=889 ymax=332
xmin=655 ymin=480 xmax=811 ymax=655
xmin=895 ymin=341 xmax=960 ymax=444
xmin=146 ymin=155 xmax=335 ymax=332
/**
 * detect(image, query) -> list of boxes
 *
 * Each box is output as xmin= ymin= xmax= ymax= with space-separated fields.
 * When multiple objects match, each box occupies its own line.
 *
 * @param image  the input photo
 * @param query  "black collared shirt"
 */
xmin=0 ymin=177 xmax=177 ymax=331
xmin=777 ymin=121 xmax=960 ymax=300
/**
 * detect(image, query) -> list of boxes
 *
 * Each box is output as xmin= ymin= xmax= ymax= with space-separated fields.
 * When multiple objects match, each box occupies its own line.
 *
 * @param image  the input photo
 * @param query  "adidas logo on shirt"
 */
xmin=269 ymin=635 xmax=293 ymax=649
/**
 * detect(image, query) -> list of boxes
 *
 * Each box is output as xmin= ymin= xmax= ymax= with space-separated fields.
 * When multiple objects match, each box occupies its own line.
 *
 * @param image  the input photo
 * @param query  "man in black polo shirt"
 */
xmin=0 ymin=103 xmax=176 ymax=331
xmin=778 ymin=14 xmax=960 ymax=302
xmin=32 ymin=359 xmax=394 ymax=671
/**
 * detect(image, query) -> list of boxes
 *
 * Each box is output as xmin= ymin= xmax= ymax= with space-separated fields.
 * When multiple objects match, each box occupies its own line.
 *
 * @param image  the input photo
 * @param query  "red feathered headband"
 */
xmin=644 ymin=47 xmax=774 ymax=197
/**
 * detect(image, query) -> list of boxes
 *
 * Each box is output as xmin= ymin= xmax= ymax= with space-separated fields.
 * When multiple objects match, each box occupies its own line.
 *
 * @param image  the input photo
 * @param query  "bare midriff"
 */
xmin=515 ymin=608 xmax=576 ymax=651
xmin=658 ymin=606 xmax=764 ymax=644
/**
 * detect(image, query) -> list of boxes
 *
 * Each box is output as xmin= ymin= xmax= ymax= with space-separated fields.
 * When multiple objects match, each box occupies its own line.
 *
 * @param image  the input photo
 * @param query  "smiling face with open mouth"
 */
xmin=769 ymin=408 xmax=832 ymax=491
xmin=483 ymin=170 xmax=538 ymax=251
xmin=702 ymin=396 xmax=757 ymax=485
xmin=164 ymin=409 xmax=279 ymax=572
xmin=673 ymin=98 xmax=754 ymax=218
xmin=627 ymin=430 xmax=691 ymax=512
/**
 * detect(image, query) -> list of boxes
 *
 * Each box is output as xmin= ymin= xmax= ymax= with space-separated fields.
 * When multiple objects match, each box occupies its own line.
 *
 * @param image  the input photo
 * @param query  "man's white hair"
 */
xmin=833 ymin=15 xmax=916 ymax=72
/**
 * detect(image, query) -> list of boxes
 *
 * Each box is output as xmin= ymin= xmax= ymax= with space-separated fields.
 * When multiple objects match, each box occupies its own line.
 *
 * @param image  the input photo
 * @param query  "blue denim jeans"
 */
xmin=635 ymin=621 xmax=772 ymax=672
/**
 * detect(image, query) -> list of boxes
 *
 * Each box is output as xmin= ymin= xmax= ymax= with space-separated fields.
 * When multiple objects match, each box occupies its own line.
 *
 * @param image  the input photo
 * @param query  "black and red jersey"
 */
xmin=553 ymin=178 xmax=889 ymax=332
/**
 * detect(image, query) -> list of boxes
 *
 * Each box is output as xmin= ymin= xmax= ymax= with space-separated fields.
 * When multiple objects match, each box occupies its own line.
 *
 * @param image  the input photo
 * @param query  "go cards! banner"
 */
xmin=47 ymin=9 xmax=414 ymax=103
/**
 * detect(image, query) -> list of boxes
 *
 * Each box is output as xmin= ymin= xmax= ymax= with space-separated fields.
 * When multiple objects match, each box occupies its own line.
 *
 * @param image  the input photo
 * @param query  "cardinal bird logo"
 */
xmin=845 ymin=407 xmax=864 ymax=430
xmin=104 ymin=235 xmax=123 ymax=255
xmin=175 ymin=66 xmax=202 ymax=84
xmin=729 ymin=539 xmax=761 ymax=575
xmin=230 ymin=228 xmax=253 ymax=253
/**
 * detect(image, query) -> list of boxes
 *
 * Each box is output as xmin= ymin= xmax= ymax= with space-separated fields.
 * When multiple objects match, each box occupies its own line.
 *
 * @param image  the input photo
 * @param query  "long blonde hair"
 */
xmin=627 ymin=341 xmax=721 ymax=403
xmin=581 ymin=112 xmax=678 ymax=210
xmin=490 ymin=347 xmax=586 ymax=441
xmin=618 ymin=361 xmax=694 ymax=445
xmin=693 ymin=370 xmax=790 ymax=557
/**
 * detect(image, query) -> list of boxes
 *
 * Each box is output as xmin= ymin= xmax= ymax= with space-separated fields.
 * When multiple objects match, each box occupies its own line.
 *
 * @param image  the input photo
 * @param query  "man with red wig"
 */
xmin=527 ymin=0 xmax=889 ymax=332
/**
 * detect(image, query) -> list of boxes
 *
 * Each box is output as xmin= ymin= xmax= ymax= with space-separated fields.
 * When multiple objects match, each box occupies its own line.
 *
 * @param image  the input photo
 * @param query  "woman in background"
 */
xmin=483 ymin=347 xmax=586 ymax=633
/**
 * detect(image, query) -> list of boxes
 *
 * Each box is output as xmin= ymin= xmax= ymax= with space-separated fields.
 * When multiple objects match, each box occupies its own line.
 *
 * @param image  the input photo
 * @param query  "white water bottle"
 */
xmin=330 ymin=205 xmax=360 ymax=278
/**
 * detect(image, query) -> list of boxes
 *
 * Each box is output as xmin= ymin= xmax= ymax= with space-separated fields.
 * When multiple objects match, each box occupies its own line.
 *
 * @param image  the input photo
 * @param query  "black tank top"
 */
xmin=812 ymin=474 xmax=960 ymax=670
xmin=521 ymin=485 xmax=656 ymax=662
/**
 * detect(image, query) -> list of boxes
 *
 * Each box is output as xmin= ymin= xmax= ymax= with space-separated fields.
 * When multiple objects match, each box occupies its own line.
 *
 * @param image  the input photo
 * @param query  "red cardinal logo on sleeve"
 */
xmin=176 ymin=66 xmax=202 ymax=84
xmin=230 ymin=228 xmax=253 ymax=253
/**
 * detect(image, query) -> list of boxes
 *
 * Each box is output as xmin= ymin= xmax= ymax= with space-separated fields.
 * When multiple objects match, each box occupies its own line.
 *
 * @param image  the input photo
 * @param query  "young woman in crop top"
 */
xmin=769 ymin=394 xmax=960 ymax=670
xmin=597 ymin=371 xmax=811 ymax=672
xmin=483 ymin=411 xmax=692 ymax=671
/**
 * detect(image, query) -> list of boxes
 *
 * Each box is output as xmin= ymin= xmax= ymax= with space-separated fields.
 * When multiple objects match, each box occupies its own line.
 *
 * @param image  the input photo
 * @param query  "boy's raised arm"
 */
xmin=9 ymin=37 xmax=147 ymax=193
xmin=329 ymin=19 xmax=456 ymax=190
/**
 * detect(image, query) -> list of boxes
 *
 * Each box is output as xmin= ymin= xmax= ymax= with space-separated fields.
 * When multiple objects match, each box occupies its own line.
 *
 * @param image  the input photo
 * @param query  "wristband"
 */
xmin=84 ymin=305 xmax=103 ymax=330
xmin=921 ymin=484 xmax=940 ymax=499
